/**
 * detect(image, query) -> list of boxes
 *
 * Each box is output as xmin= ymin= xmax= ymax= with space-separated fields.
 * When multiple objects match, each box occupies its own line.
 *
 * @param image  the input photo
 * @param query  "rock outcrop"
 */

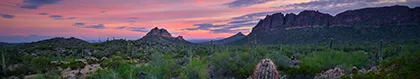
xmin=141 ymin=27 xmax=190 ymax=44
xmin=292 ymin=10 xmax=333 ymax=28
xmin=314 ymin=67 xmax=345 ymax=79
xmin=233 ymin=5 xmax=420 ymax=44
xmin=145 ymin=27 xmax=172 ymax=38
xmin=252 ymin=5 xmax=419 ymax=30
xmin=252 ymin=10 xmax=333 ymax=31
xmin=332 ymin=5 xmax=419 ymax=26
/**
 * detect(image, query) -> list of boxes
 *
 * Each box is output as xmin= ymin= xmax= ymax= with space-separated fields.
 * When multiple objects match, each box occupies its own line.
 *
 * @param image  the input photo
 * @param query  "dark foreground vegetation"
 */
xmin=1 ymin=38 xmax=419 ymax=79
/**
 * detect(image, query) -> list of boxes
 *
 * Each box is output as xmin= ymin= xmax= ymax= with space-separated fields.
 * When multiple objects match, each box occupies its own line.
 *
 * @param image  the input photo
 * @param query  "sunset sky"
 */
xmin=0 ymin=0 xmax=419 ymax=43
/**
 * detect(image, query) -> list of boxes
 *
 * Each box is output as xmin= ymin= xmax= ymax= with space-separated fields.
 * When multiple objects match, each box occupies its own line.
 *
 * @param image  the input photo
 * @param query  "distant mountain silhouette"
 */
xmin=0 ymin=42 xmax=23 ymax=47
xmin=203 ymin=32 xmax=245 ymax=44
xmin=140 ymin=27 xmax=191 ymax=44
xmin=233 ymin=5 xmax=420 ymax=44
xmin=188 ymin=37 xmax=225 ymax=43
xmin=22 ymin=37 xmax=90 ymax=47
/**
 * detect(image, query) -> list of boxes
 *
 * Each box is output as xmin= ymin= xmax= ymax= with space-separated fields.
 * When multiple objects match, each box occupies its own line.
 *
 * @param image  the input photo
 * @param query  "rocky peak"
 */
xmin=298 ymin=10 xmax=318 ymax=15
xmin=159 ymin=29 xmax=172 ymax=37
xmin=235 ymin=32 xmax=245 ymax=37
xmin=271 ymin=12 xmax=285 ymax=27
xmin=293 ymin=10 xmax=333 ymax=27
xmin=298 ymin=10 xmax=329 ymax=15
xmin=253 ymin=12 xmax=285 ymax=31
xmin=176 ymin=36 xmax=185 ymax=40
xmin=284 ymin=13 xmax=297 ymax=26
xmin=145 ymin=27 xmax=172 ymax=37
xmin=142 ymin=27 xmax=191 ymax=44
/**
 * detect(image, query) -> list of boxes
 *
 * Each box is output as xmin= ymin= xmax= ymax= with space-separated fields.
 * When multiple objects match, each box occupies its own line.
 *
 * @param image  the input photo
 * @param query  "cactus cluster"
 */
xmin=252 ymin=59 xmax=279 ymax=79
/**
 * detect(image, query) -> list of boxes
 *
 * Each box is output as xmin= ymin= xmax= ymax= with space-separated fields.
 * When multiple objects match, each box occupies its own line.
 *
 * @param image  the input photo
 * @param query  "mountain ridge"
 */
xmin=203 ymin=32 xmax=245 ymax=44
xmin=232 ymin=5 xmax=420 ymax=44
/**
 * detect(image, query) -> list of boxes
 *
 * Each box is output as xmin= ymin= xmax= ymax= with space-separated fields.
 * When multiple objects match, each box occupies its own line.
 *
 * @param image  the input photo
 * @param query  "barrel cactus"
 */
xmin=252 ymin=59 xmax=279 ymax=79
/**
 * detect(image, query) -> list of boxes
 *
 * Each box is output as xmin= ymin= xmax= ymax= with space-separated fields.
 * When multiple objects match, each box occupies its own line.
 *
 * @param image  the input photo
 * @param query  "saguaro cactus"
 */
xmin=329 ymin=37 xmax=334 ymax=49
xmin=250 ymin=34 xmax=258 ymax=59
xmin=252 ymin=59 xmax=279 ymax=79
xmin=379 ymin=39 xmax=384 ymax=62
xmin=1 ymin=49 xmax=6 ymax=76
xmin=210 ymin=40 xmax=214 ymax=54
xmin=126 ymin=42 xmax=135 ymax=56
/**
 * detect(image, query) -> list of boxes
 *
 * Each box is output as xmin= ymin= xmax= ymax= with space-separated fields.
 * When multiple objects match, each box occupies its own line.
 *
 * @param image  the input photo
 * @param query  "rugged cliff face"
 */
xmin=332 ymin=5 xmax=419 ymax=26
xmin=145 ymin=27 xmax=173 ymax=38
xmin=234 ymin=5 xmax=420 ymax=44
xmin=252 ymin=10 xmax=333 ymax=31
xmin=141 ymin=27 xmax=190 ymax=44
xmin=253 ymin=5 xmax=419 ymax=30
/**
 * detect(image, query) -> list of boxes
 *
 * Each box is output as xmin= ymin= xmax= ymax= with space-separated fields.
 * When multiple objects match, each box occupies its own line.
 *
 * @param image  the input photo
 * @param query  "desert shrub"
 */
xmin=285 ymin=65 xmax=318 ymax=79
xmin=26 ymin=70 xmax=62 ymax=79
xmin=143 ymin=53 xmax=181 ymax=78
xmin=30 ymin=57 xmax=54 ymax=73
xmin=114 ymin=62 xmax=138 ymax=79
xmin=100 ymin=55 xmax=124 ymax=68
xmin=209 ymin=51 xmax=233 ymax=78
xmin=264 ymin=51 xmax=292 ymax=69
xmin=278 ymin=46 xmax=294 ymax=56
xmin=348 ymin=70 xmax=382 ymax=79
xmin=341 ymin=50 xmax=420 ymax=79
xmin=70 ymin=59 xmax=86 ymax=70
xmin=193 ymin=46 xmax=211 ymax=57
xmin=180 ymin=58 xmax=208 ymax=79
xmin=235 ymin=52 xmax=257 ymax=78
xmin=377 ymin=50 xmax=420 ymax=79
xmin=28 ymin=74 xmax=48 ymax=79
xmin=86 ymin=57 xmax=99 ymax=64
xmin=301 ymin=50 xmax=369 ymax=72
xmin=209 ymin=50 xmax=259 ymax=78
xmin=289 ymin=50 xmax=370 ymax=78
xmin=86 ymin=68 xmax=119 ymax=79
xmin=87 ymin=61 xmax=141 ymax=79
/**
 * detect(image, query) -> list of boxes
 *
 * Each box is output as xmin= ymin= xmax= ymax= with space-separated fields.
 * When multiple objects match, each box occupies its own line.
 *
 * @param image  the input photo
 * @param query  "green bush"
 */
xmin=30 ymin=57 xmax=54 ymax=73
xmin=180 ymin=58 xmax=208 ymax=79
xmin=27 ymin=70 xmax=62 ymax=79
xmin=86 ymin=68 xmax=119 ymax=79
xmin=100 ymin=55 xmax=124 ymax=68
xmin=114 ymin=62 xmax=138 ymax=79
xmin=209 ymin=51 xmax=233 ymax=78
xmin=144 ymin=53 xmax=181 ymax=78
xmin=264 ymin=51 xmax=292 ymax=68
xmin=301 ymin=50 xmax=369 ymax=71
xmin=87 ymin=62 xmax=141 ymax=79
xmin=378 ymin=50 xmax=420 ymax=79
xmin=285 ymin=65 xmax=318 ymax=78
xmin=209 ymin=50 xmax=259 ymax=78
